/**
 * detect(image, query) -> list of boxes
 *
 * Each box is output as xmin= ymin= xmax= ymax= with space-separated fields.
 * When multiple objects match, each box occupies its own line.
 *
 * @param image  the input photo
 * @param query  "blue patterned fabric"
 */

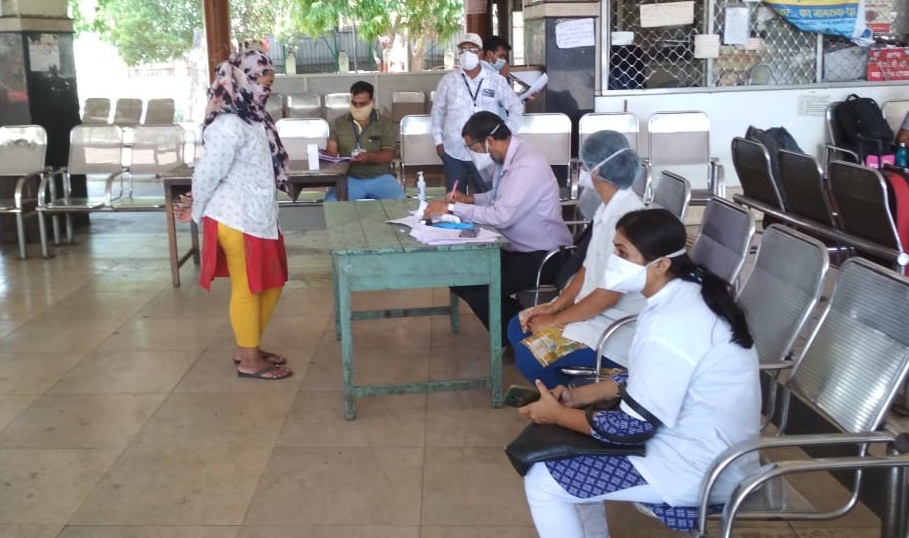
xmin=589 ymin=409 xmax=655 ymax=444
xmin=641 ymin=502 xmax=724 ymax=532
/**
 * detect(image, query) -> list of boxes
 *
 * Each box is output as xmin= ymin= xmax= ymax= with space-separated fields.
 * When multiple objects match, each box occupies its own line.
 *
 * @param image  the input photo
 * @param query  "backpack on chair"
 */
xmin=835 ymin=94 xmax=895 ymax=164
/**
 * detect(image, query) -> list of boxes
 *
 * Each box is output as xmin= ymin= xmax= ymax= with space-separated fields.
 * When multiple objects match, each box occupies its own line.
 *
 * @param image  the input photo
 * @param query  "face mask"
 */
xmin=460 ymin=51 xmax=479 ymax=71
xmin=578 ymin=169 xmax=593 ymax=190
xmin=602 ymin=248 xmax=686 ymax=294
xmin=469 ymin=147 xmax=495 ymax=172
xmin=491 ymin=57 xmax=507 ymax=71
xmin=350 ymin=102 xmax=373 ymax=122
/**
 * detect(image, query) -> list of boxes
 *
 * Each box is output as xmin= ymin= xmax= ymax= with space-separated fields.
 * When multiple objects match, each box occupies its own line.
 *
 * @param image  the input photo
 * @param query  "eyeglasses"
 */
xmin=458 ymin=46 xmax=480 ymax=54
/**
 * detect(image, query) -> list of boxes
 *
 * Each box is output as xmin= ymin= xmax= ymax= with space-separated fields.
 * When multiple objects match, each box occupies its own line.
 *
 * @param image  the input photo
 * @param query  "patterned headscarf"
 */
xmin=203 ymin=49 xmax=290 ymax=193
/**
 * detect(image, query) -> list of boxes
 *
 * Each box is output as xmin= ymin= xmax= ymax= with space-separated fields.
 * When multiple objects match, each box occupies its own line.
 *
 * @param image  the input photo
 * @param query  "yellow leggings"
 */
xmin=217 ymin=222 xmax=282 ymax=348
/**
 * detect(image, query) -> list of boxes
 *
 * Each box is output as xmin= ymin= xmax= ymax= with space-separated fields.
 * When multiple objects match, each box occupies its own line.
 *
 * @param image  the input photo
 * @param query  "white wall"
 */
xmin=0 ymin=0 xmax=69 ymax=17
xmin=595 ymin=82 xmax=909 ymax=187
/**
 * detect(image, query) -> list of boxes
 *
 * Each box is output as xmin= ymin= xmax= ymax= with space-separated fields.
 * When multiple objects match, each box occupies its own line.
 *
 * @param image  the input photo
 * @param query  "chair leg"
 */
xmin=65 ymin=214 xmax=73 ymax=244
xmin=15 ymin=213 xmax=27 ymax=259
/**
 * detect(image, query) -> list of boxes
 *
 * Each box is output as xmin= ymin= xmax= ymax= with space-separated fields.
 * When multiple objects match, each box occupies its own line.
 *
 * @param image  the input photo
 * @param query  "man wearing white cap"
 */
xmin=431 ymin=32 xmax=523 ymax=194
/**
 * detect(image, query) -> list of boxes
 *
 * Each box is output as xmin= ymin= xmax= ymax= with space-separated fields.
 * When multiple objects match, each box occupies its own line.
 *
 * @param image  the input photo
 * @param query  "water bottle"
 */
xmin=285 ymin=53 xmax=297 ymax=74
xmin=417 ymin=171 xmax=426 ymax=202
xmin=443 ymin=49 xmax=455 ymax=71
xmin=338 ymin=50 xmax=350 ymax=73
xmin=897 ymin=142 xmax=909 ymax=169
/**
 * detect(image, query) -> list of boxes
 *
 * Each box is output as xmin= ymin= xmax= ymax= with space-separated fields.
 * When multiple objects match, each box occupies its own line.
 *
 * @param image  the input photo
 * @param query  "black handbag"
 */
xmin=503 ymin=389 xmax=661 ymax=477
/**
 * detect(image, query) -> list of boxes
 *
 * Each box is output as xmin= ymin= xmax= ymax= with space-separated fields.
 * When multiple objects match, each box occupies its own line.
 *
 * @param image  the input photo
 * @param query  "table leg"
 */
xmin=333 ymin=258 xmax=342 ymax=341
xmin=488 ymin=252 xmax=503 ymax=408
xmin=190 ymin=221 xmax=200 ymax=264
xmin=338 ymin=269 xmax=356 ymax=420
xmin=165 ymin=185 xmax=181 ymax=288
xmin=336 ymin=175 xmax=348 ymax=202
xmin=449 ymin=290 xmax=460 ymax=333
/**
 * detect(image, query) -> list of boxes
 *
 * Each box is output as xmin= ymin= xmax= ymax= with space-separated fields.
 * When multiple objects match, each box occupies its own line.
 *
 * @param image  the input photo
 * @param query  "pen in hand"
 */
xmin=447 ymin=180 xmax=459 ymax=203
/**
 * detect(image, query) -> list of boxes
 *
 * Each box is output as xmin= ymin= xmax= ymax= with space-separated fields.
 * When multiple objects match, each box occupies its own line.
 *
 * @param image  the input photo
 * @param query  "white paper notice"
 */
xmin=797 ymin=94 xmax=831 ymax=117
xmin=611 ymin=31 xmax=635 ymax=46
xmin=640 ymin=2 xmax=695 ymax=28
xmin=744 ymin=37 xmax=764 ymax=50
xmin=28 ymin=35 xmax=60 ymax=72
xmin=694 ymin=34 xmax=721 ymax=58
xmin=723 ymin=5 xmax=751 ymax=45
xmin=555 ymin=19 xmax=596 ymax=49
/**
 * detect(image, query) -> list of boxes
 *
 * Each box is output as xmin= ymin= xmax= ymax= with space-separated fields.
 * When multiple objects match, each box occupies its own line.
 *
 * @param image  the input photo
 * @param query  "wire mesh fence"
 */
xmin=607 ymin=0 xmax=909 ymax=89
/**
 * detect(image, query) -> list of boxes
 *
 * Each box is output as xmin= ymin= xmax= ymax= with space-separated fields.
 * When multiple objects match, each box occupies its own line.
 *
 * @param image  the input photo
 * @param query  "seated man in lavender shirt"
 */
xmin=424 ymin=111 xmax=573 ymax=341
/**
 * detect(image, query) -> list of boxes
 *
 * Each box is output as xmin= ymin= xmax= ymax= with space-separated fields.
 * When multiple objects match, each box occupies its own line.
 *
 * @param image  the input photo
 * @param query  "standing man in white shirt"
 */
xmin=431 ymin=33 xmax=523 ymax=194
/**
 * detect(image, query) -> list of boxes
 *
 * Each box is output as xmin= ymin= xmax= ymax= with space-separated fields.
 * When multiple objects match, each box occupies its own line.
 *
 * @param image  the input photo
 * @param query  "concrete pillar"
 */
xmin=522 ymin=0 xmax=599 ymax=154
xmin=0 ymin=0 xmax=84 ymax=243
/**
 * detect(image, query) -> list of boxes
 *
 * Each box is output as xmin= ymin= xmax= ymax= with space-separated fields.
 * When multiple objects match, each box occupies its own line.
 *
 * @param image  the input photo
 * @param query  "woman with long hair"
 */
xmin=518 ymin=208 xmax=760 ymax=537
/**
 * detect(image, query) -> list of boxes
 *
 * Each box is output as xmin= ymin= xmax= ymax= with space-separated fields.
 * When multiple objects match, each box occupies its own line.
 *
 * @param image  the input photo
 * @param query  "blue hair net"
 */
xmin=579 ymin=130 xmax=641 ymax=189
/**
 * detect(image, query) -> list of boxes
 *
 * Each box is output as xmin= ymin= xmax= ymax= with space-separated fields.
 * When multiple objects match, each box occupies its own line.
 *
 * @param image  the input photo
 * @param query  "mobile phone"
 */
xmin=503 ymin=384 xmax=541 ymax=407
xmin=459 ymin=227 xmax=480 ymax=238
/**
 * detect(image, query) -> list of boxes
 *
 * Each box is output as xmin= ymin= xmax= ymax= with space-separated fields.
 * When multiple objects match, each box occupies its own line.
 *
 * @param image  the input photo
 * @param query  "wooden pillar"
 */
xmin=466 ymin=14 xmax=492 ymax=42
xmin=202 ymin=0 xmax=231 ymax=83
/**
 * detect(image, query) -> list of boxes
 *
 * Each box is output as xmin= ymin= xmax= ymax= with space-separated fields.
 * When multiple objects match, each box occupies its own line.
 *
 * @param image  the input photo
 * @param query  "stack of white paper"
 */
xmin=386 ymin=215 xmax=502 ymax=245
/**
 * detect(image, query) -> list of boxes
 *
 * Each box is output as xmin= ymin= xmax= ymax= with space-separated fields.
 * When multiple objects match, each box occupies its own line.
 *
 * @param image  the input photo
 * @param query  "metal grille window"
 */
xmin=606 ymin=0 xmax=909 ymax=89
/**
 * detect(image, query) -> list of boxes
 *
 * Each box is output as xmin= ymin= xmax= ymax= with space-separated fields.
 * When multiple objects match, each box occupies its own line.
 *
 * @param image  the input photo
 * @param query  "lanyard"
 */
xmin=491 ymin=164 xmax=504 ymax=202
xmin=461 ymin=74 xmax=484 ymax=109
xmin=349 ymin=118 xmax=365 ymax=149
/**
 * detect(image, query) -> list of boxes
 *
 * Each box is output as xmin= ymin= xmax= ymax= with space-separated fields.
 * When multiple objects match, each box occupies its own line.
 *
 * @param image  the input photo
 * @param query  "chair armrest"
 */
xmin=533 ymin=245 xmax=578 ymax=289
xmin=824 ymin=144 xmax=859 ymax=166
xmin=696 ymin=431 xmax=896 ymax=534
xmin=14 ymin=170 xmax=46 ymax=208
xmin=104 ymin=169 xmax=129 ymax=207
xmin=709 ymin=158 xmax=725 ymax=198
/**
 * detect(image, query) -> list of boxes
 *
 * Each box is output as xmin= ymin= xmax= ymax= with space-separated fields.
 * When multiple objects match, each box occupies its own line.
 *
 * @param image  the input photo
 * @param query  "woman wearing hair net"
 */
xmin=508 ymin=130 xmax=647 ymax=388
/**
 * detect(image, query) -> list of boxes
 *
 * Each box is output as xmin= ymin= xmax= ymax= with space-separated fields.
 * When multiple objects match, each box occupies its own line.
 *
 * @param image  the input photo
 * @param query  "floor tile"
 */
xmin=172 ymin=349 xmax=306 ymax=394
xmin=0 ymin=318 xmax=122 ymax=354
xmin=277 ymin=391 xmax=426 ymax=448
xmin=131 ymin=392 xmax=295 ymax=448
xmin=420 ymin=527 xmax=536 ymax=538
xmin=426 ymin=390 xmax=526 ymax=448
xmin=792 ymin=528 xmax=882 ymax=538
xmin=237 ymin=525 xmax=420 ymax=538
xmin=0 ymin=524 xmax=63 ymax=538
xmin=70 ymin=447 xmax=272 ymax=525
xmin=38 ymin=290 xmax=155 ymax=321
xmin=0 ymin=448 xmax=120 ymax=524
xmin=244 ymin=447 xmax=424 ymax=526
xmin=57 ymin=526 xmax=241 ymax=538
xmin=0 ymin=394 xmax=40 ymax=431
xmin=0 ymin=352 xmax=87 ymax=394
xmin=0 ymin=393 xmax=164 ymax=448
xmin=422 ymin=447 xmax=533 ymax=527
xmin=49 ymin=348 xmax=200 ymax=394
xmin=97 ymin=317 xmax=225 ymax=353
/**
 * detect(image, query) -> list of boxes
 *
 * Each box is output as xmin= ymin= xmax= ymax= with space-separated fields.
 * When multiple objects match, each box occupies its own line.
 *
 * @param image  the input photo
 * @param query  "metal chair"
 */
xmin=882 ymin=99 xmax=909 ymax=136
xmin=81 ymin=98 xmax=111 ymax=124
xmin=649 ymin=170 xmax=691 ymax=220
xmin=735 ymin=224 xmax=829 ymax=424
xmin=37 ymin=125 xmax=125 ymax=251
xmin=106 ymin=124 xmax=184 ymax=211
xmin=688 ymin=197 xmax=756 ymax=287
xmin=696 ymin=257 xmax=909 ymax=537
xmin=731 ymin=137 xmax=787 ymax=213
xmin=391 ymin=91 xmax=426 ymax=122
xmin=265 ymin=93 xmax=284 ymax=120
xmin=399 ymin=114 xmax=442 ymax=187
xmin=323 ymin=92 xmax=351 ymax=123
xmin=823 ymin=101 xmax=861 ymax=174
xmin=646 ymin=111 xmax=723 ymax=205
xmin=776 ymin=150 xmax=838 ymax=229
xmin=827 ymin=160 xmax=907 ymax=274
xmin=516 ymin=113 xmax=572 ymax=192
xmin=112 ymin=98 xmax=143 ymax=127
xmin=284 ymin=93 xmax=321 ymax=119
xmin=0 ymin=125 xmax=48 ymax=258
xmin=143 ymin=98 xmax=175 ymax=125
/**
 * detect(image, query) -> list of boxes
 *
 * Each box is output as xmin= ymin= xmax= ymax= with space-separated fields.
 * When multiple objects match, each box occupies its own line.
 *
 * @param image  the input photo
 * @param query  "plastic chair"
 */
xmin=112 ymin=98 xmax=143 ymax=127
xmin=323 ymin=92 xmax=350 ymax=123
xmin=106 ymin=124 xmax=184 ymax=211
xmin=391 ymin=91 xmax=426 ymax=122
xmin=649 ymin=170 xmax=691 ymax=220
xmin=399 ymin=114 xmax=442 ymax=187
xmin=37 ymin=125 xmax=125 ymax=251
xmin=735 ymin=224 xmax=829 ymax=424
xmin=284 ymin=93 xmax=321 ymax=119
xmin=827 ymin=160 xmax=906 ymax=273
xmin=143 ymin=98 xmax=175 ymax=125
xmin=275 ymin=117 xmax=329 ymax=161
xmin=646 ymin=111 xmax=723 ymax=205
xmin=696 ymin=257 xmax=909 ymax=537
xmin=0 ymin=125 xmax=48 ymax=258
xmin=81 ymin=98 xmax=111 ymax=124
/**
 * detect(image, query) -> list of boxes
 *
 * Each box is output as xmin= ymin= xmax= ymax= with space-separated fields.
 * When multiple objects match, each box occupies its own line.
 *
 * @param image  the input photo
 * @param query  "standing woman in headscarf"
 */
xmin=187 ymin=49 xmax=293 ymax=380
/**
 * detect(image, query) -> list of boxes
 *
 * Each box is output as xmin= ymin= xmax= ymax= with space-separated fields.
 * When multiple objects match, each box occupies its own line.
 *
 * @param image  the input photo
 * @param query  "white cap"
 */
xmin=459 ymin=33 xmax=483 ymax=49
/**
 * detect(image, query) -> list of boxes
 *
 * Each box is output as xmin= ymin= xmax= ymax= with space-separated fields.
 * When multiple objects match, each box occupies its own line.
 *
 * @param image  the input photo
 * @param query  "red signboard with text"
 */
xmin=868 ymin=48 xmax=909 ymax=81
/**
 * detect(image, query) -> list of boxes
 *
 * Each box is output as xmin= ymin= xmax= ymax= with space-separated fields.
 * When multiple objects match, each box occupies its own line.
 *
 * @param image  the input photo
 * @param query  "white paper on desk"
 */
xmin=555 ymin=18 xmax=595 ymax=49
xmin=723 ymin=5 xmax=751 ymax=45
xmin=694 ymin=34 xmax=721 ymax=59
xmin=519 ymin=73 xmax=548 ymax=101
xmin=640 ymin=1 xmax=695 ymax=28
xmin=409 ymin=224 xmax=502 ymax=245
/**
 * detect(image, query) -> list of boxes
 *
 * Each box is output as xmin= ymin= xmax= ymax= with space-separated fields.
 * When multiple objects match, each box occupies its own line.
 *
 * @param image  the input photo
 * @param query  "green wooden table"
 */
xmin=325 ymin=200 xmax=506 ymax=419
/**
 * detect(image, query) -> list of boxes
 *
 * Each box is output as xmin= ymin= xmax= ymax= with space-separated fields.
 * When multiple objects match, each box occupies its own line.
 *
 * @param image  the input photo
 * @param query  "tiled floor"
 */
xmin=0 ymin=201 xmax=888 ymax=537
